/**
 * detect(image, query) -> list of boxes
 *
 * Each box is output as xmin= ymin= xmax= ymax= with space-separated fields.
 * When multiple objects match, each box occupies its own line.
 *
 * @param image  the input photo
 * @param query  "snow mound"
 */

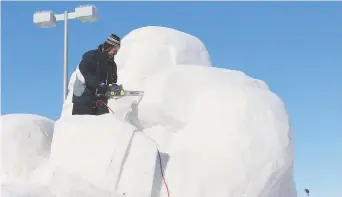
xmin=1 ymin=114 xmax=156 ymax=197
xmin=118 ymin=26 xmax=295 ymax=197
xmin=129 ymin=65 xmax=297 ymax=197
xmin=46 ymin=114 xmax=158 ymax=197
xmin=115 ymin=26 xmax=211 ymax=78
xmin=0 ymin=114 xmax=54 ymax=182
xmin=3 ymin=26 xmax=296 ymax=197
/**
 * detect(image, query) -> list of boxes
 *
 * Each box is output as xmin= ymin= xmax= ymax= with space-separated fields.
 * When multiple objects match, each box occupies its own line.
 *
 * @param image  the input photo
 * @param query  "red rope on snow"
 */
xmin=95 ymin=100 xmax=171 ymax=197
xmin=157 ymin=150 xmax=171 ymax=197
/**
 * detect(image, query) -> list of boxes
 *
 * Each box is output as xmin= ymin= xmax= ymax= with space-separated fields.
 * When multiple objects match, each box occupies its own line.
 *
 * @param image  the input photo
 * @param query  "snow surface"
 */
xmin=1 ymin=26 xmax=297 ymax=197
xmin=1 ymin=114 xmax=54 ymax=182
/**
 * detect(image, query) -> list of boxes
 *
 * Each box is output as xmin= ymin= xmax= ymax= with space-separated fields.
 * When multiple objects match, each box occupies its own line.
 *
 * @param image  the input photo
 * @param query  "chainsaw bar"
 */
xmin=110 ymin=90 xmax=144 ymax=100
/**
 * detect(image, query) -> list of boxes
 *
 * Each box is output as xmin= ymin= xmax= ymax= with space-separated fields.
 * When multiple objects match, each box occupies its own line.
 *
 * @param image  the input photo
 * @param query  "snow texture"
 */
xmin=1 ymin=26 xmax=297 ymax=197
xmin=1 ymin=114 xmax=54 ymax=182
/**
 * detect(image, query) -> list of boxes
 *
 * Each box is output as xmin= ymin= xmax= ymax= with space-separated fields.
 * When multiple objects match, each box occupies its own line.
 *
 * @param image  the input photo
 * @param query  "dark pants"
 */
xmin=72 ymin=100 xmax=109 ymax=115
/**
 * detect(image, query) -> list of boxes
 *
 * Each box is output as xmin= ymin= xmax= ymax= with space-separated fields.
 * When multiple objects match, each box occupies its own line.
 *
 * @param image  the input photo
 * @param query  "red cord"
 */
xmin=158 ymin=150 xmax=171 ymax=197
xmin=95 ymin=100 xmax=171 ymax=197
xmin=94 ymin=100 xmax=115 ymax=114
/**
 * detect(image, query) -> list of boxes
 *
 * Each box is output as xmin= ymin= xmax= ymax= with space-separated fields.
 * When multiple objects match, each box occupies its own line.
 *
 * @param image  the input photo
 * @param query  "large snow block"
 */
xmin=158 ymin=66 xmax=296 ymax=197
xmin=0 ymin=114 xmax=54 ymax=182
xmin=115 ymin=131 xmax=158 ymax=197
xmin=48 ymin=114 xmax=158 ymax=196
xmin=60 ymin=25 xmax=296 ymax=197
xmin=116 ymin=26 xmax=211 ymax=76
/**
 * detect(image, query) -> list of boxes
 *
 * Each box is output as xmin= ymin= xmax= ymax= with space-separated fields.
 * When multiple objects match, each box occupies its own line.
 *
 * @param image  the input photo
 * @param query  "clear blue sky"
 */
xmin=2 ymin=1 xmax=341 ymax=197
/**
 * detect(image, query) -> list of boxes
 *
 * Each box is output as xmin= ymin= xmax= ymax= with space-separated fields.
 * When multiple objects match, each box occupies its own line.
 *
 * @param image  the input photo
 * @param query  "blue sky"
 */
xmin=2 ymin=1 xmax=341 ymax=197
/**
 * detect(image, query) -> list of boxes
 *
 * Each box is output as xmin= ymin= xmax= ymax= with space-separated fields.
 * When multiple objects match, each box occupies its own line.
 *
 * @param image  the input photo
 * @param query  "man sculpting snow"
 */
xmin=72 ymin=34 xmax=122 ymax=115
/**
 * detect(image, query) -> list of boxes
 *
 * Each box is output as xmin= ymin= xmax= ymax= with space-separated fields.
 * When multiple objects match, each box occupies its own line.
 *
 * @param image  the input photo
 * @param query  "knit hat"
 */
xmin=103 ymin=34 xmax=121 ymax=50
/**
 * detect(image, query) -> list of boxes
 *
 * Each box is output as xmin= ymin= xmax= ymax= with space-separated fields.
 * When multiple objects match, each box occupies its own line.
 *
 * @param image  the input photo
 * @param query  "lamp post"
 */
xmin=304 ymin=189 xmax=310 ymax=197
xmin=33 ymin=5 xmax=99 ymax=101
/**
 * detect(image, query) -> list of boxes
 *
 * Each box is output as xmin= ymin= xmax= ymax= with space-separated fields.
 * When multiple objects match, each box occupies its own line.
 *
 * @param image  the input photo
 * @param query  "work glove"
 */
xmin=96 ymin=82 xmax=108 ymax=95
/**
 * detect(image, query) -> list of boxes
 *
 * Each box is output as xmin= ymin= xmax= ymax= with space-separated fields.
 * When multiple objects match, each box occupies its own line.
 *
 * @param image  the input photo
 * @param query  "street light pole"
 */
xmin=33 ymin=5 xmax=98 ymax=101
xmin=63 ymin=11 xmax=68 ymax=101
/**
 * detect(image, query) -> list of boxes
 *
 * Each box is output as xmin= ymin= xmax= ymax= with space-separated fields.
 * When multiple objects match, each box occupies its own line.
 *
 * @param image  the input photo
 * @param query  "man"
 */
xmin=72 ymin=34 xmax=122 ymax=115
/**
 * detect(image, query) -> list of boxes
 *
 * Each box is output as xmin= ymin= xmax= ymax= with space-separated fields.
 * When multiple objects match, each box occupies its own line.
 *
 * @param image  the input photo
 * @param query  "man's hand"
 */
xmin=96 ymin=82 xmax=108 ymax=95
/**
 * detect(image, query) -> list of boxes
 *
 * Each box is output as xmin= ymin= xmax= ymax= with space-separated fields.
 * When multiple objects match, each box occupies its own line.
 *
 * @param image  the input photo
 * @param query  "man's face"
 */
xmin=108 ymin=46 xmax=120 ymax=56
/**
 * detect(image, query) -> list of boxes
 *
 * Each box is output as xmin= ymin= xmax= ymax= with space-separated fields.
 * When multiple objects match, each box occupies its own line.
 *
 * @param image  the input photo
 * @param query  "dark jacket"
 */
xmin=72 ymin=44 xmax=118 ymax=104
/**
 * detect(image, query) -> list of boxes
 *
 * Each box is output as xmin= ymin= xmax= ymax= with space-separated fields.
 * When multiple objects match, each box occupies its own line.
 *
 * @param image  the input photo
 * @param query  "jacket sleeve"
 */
xmin=108 ymin=58 xmax=118 ymax=84
xmin=78 ymin=52 xmax=100 ymax=91
xmin=113 ymin=61 xmax=118 ymax=84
